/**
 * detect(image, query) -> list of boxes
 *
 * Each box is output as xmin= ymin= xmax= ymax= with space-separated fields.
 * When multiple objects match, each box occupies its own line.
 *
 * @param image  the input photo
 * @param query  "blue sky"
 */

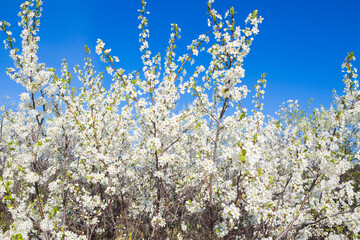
xmin=1 ymin=0 xmax=360 ymax=115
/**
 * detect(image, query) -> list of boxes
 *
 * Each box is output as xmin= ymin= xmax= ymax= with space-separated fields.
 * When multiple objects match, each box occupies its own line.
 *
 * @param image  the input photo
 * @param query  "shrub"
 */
xmin=0 ymin=0 xmax=359 ymax=239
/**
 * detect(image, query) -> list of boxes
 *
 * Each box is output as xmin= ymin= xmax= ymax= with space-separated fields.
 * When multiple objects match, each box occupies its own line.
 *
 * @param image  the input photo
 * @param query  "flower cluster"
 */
xmin=0 ymin=0 xmax=359 ymax=239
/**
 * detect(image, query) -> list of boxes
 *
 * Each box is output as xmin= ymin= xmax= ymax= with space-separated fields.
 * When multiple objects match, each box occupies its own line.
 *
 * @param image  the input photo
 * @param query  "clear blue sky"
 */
xmin=1 ymin=0 xmax=360 ymax=115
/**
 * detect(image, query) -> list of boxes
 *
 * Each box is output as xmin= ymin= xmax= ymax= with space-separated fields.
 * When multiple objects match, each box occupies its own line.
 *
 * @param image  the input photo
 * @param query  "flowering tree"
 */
xmin=0 ymin=0 xmax=359 ymax=239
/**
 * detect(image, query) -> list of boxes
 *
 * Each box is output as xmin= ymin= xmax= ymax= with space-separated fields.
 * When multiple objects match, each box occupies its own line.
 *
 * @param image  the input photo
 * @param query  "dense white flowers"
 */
xmin=151 ymin=215 xmax=166 ymax=228
xmin=146 ymin=137 xmax=161 ymax=151
xmin=0 ymin=0 xmax=359 ymax=239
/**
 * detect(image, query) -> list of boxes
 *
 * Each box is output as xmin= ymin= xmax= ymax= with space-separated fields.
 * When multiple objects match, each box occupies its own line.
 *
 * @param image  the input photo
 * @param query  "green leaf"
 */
xmin=240 ymin=149 xmax=246 ymax=163
xmin=240 ymin=155 xmax=246 ymax=163
xmin=84 ymin=45 xmax=90 ymax=54
xmin=238 ymin=112 xmax=246 ymax=120
xmin=12 ymin=234 xmax=24 ymax=240
xmin=252 ymin=10 xmax=258 ymax=19
xmin=269 ymin=176 xmax=274 ymax=184
xmin=347 ymin=51 xmax=354 ymax=60
xmin=17 ymin=166 xmax=25 ymax=173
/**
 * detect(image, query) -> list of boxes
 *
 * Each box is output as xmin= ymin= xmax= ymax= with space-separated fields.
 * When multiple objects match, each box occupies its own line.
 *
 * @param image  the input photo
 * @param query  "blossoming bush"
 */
xmin=0 ymin=0 xmax=359 ymax=239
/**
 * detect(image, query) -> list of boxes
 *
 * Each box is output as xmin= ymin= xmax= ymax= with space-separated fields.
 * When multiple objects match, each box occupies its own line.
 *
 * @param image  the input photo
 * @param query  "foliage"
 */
xmin=0 ymin=0 xmax=359 ymax=239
